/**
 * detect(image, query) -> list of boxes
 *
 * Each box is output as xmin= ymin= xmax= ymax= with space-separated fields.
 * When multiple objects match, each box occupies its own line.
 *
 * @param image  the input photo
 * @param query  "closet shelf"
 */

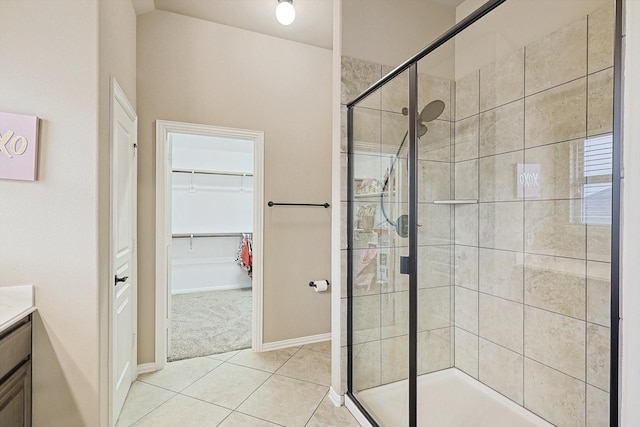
xmin=172 ymin=168 xmax=253 ymax=177
xmin=173 ymin=232 xmax=251 ymax=238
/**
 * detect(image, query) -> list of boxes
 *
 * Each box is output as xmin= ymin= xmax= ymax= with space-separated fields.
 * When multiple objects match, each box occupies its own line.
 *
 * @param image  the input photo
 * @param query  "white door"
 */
xmin=111 ymin=79 xmax=137 ymax=425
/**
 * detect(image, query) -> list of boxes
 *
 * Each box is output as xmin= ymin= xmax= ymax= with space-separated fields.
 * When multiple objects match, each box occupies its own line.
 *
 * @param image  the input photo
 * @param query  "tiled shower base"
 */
xmin=347 ymin=369 xmax=554 ymax=427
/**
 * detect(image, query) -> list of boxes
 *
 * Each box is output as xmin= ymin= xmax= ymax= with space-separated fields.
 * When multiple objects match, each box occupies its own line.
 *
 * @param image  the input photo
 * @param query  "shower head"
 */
xmin=419 ymin=100 xmax=446 ymax=123
xmin=401 ymin=99 xmax=446 ymax=131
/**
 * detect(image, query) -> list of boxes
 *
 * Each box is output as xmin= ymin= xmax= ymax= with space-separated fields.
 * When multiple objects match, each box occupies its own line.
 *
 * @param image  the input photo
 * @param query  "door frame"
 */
xmin=155 ymin=120 xmax=265 ymax=369
xmin=109 ymin=78 xmax=138 ymax=426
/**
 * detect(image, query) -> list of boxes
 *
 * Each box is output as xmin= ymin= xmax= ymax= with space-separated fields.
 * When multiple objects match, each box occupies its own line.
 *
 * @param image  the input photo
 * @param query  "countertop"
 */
xmin=0 ymin=284 xmax=35 ymax=334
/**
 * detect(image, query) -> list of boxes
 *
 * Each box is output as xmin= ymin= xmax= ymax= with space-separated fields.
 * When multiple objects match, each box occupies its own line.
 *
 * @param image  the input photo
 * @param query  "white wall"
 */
xmin=342 ymin=0 xmax=456 ymax=69
xmin=621 ymin=0 xmax=640 ymax=423
xmin=0 ymin=0 xmax=136 ymax=426
xmin=137 ymin=10 xmax=333 ymax=361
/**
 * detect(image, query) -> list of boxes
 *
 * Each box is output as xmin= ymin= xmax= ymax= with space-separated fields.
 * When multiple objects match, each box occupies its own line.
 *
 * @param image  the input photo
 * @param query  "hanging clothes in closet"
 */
xmin=236 ymin=233 xmax=253 ymax=278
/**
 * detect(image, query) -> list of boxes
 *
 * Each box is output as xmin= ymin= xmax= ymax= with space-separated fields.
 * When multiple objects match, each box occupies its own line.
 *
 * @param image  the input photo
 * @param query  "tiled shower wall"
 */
xmin=452 ymin=4 xmax=614 ymax=427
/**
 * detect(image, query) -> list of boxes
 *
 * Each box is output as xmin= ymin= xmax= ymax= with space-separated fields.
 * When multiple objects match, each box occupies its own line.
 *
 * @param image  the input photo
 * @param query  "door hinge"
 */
xmin=132 ymin=239 xmax=137 ymax=253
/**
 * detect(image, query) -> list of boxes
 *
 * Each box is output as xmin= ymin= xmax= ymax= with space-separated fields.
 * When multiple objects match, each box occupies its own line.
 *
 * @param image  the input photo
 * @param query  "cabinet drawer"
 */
xmin=0 ymin=321 xmax=31 ymax=381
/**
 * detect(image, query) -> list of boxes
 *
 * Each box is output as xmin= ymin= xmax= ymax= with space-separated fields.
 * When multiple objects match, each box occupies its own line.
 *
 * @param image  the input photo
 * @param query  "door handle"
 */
xmin=114 ymin=275 xmax=129 ymax=285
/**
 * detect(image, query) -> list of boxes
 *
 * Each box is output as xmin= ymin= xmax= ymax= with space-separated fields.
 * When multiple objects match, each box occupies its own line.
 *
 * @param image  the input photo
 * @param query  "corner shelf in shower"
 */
xmin=433 ymin=199 xmax=478 ymax=205
xmin=172 ymin=168 xmax=253 ymax=177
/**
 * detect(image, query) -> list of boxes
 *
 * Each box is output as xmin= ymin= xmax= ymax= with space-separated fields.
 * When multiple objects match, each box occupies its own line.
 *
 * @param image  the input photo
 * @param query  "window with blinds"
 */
xmin=580 ymin=134 xmax=613 ymax=225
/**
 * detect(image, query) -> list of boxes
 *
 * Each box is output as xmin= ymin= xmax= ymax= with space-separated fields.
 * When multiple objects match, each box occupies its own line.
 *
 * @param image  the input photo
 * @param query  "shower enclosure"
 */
xmin=344 ymin=0 xmax=621 ymax=426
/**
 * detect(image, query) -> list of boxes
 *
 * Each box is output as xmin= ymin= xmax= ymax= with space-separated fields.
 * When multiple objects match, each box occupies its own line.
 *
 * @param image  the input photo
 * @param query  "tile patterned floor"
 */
xmin=116 ymin=342 xmax=360 ymax=427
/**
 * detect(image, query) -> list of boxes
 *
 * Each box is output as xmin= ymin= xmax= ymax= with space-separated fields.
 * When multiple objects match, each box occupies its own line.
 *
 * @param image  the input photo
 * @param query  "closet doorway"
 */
xmin=155 ymin=121 xmax=264 ymax=368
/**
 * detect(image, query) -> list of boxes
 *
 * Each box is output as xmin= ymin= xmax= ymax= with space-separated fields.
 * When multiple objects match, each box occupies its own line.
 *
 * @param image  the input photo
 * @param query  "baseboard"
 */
xmin=171 ymin=284 xmax=251 ymax=294
xmin=261 ymin=332 xmax=331 ymax=352
xmin=328 ymin=387 xmax=343 ymax=407
xmin=137 ymin=362 xmax=159 ymax=375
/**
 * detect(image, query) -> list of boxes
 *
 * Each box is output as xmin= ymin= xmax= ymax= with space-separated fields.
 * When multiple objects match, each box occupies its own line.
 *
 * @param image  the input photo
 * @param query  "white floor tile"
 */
xmin=228 ymin=347 xmax=300 ymax=373
xmin=137 ymin=357 xmax=222 ymax=392
xmin=182 ymin=363 xmax=271 ymax=409
xmin=237 ymin=374 xmax=327 ymax=427
xmin=131 ymin=395 xmax=230 ymax=427
xmin=115 ymin=382 xmax=175 ymax=427
xmin=276 ymin=349 xmax=331 ymax=386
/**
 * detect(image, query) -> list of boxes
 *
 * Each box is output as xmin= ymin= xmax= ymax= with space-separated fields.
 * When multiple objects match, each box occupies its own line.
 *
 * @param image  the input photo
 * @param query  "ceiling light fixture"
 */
xmin=276 ymin=0 xmax=295 ymax=26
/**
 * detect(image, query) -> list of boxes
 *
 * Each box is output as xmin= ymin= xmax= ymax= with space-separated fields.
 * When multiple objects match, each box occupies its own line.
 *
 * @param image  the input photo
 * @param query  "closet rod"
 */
xmin=172 ymin=168 xmax=253 ymax=177
xmin=172 ymin=232 xmax=250 ymax=238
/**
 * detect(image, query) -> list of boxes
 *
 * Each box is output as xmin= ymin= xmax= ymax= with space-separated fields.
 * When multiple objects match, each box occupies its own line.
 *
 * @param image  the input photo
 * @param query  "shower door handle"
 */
xmin=400 ymin=256 xmax=410 ymax=275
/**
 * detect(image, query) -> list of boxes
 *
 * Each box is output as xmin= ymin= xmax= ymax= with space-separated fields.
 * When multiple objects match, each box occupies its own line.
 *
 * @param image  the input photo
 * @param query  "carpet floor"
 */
xmin=169 ymin=288 xmax=252 ymax=362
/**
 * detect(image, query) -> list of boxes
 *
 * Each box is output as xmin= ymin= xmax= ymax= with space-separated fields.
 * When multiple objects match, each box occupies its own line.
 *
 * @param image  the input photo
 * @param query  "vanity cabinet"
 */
xmin=0 ymin=316 xmax=32 ymax=427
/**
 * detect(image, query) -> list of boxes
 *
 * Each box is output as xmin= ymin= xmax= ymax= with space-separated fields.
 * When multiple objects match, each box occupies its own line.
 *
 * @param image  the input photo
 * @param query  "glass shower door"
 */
xmin=348 ymin=69 xmax=412 ymax=427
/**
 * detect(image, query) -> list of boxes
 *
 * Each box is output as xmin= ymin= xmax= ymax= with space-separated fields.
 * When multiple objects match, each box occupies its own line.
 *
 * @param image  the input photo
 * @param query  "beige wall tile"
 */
xmin=524 ymin=139 xmax=583 ymax=200
xmin=352 ymin=294 xmax=380 ymax=340
xmin=479 ymin=201 xmax=523 ymax=252
xmin=455 ymin=327 xmax=478 ymax=378
xmin=341 ymin=56 xmax=381 ymax=109
xmin=588 ymin=3 xmax=615 ymax=74
xmin=455 ymin=159 xmax=478 ymax=200
xmin=456 ymin=70 xmax=479 ymax=120
xmin=525 ymin=17 xmax=587 ymax=96
xmin=587 ymin=384 xmax=609 ymax=427
xmin=479 ymin=150 xmax=524 ymax=202
xmin=341 ymin=153 xmax=348 ymax=202
xmin=419 ymin=160 xmax=451 ymax=203
xmin=381 ymin=66 xmax=409 ymax=113
xmin=455 ymin=286 xmax=478 ymax=333
xmin=419 ymin=73 xmax=453 ymax=122
xmin=381 ymin=291 xmax=408 ymax=339
xmin=418 ymin=245 xmax=451 ymax=289
xmin=352 ymin=107 xmax=381 ymax=154
xmin=381 ymin=335 xmax=409 ymax=384
xmin=352 ymin=341 xmax=381 ymax=391
xmin=381 ymin=110 xmax=406 ymax=156
xmin=419 ymin=119 xmax=452 ymax=162
xmin=454 ymin=204 xmax=478 ymax=246
xmin=341 ymin=105 xmax=347 ymax=152
xmin=419 ymin=204 xmax=452 ymax=245
xmin=351 ymin=247 xmax=382 ymax=297
xmin=479 ymin=99 xmax=525 ymax=157
xmin=341 ymin=298 xmax=347 ymax=347
xmin=455 ymin=245 xmax=478 ymax=290
xmin=524 ymin=358 xmax=586 ymax=427
xmin=524 ymin=306 xmax=585 ymax=380
xmin=587 ymin=323 xmax=610 ymax=391
xmin=479 ymin=338 xmax=524 ymax=404
xmin=479 ymin=294 xmax=523 ymax=353
xmin=454 ymin=115 xmax=479 ymax=161
xmin=587 ymin=261 xmax=611 ymax=327
xmin=524 ymin=254 xmax=586 ymax=319
xmin=588 ymin=68 xmax=614 ymax=137
xmin=419 ymin=286 xmax=452 ymax=331
xmin=525 ymin=78 xmax=587 ymax=148
xmin=341 ymin=202 xmax=347 ymax=250
xmin=479 ymin=248 xmax=524 ymax=303
xmin=480 ymin=48 xmax=525 ymax=112
xmin=418 ymin=328 xmax=452 ymax=375
xmin=587 ymin=222 xmax=611 ymax=262
xmin=525 ymin=200 xmax=586 ymax=259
